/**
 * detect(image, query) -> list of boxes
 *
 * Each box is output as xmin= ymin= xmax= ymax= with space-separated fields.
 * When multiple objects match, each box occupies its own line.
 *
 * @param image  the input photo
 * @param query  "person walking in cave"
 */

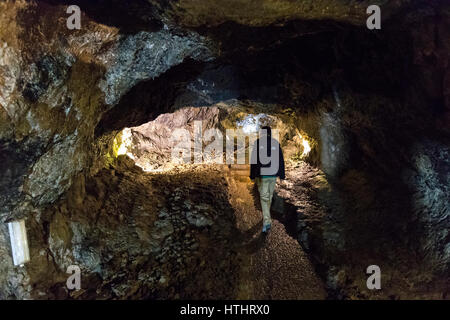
xmin=250 ymin=126 xmax=285 ymax=234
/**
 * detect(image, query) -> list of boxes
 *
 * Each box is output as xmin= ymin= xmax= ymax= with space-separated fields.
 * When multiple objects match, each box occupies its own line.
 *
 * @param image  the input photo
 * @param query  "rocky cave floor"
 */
xmin=44 ymin=156 xmax=326 ymax=299
xmin=33 ymin=154 xmax=445 ymax=300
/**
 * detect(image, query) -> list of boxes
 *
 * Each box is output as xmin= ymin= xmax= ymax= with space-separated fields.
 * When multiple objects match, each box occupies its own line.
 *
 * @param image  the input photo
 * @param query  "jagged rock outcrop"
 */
xmin=125 ymin=106 xmax=224 ymax=171
xmin=0 ymin=1 xmax=214 ymax=221
xmin=0 ymin=0 xmax=449 ymax=299
xmin=404 ymin=140 xmax=450 ymax=273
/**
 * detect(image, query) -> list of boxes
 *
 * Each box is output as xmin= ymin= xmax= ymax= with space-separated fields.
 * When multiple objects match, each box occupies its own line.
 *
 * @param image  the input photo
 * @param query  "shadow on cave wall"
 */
xmin=41 ymin=0 xmax=164 ymax=34
xmin=94 ymin=20 xmax=343 ymax=138
xmin=94 ymin=58 xmax=206 ymax=137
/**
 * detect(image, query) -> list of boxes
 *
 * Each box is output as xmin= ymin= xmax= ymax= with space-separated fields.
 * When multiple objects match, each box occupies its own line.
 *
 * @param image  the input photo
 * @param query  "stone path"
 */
xmin=225 ymin=164 xmax=326 ymax=299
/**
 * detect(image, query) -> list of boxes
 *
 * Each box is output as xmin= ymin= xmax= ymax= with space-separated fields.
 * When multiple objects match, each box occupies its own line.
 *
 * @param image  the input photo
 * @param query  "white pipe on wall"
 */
xmin=8 ymin=220 xmax=30 ymax=266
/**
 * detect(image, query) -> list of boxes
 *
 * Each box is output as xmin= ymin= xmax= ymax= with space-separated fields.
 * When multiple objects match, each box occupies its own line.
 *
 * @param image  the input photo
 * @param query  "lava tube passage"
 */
xmin=0 ymin=0 xmax=449 ymax=314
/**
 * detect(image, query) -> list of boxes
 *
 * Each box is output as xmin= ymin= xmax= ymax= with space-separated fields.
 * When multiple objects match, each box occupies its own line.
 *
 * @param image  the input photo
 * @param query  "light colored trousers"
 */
xmin=256 ymin=177 xmax=277 ymax=225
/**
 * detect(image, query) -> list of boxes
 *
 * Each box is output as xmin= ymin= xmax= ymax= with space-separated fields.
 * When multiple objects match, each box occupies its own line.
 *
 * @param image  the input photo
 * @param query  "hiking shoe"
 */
xmin=262 ymin=223 xmax=271 ymax=233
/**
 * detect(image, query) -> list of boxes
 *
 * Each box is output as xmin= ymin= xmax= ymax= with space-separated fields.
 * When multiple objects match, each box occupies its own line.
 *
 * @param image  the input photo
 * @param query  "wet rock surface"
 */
xmin=4 ymin=159 xmax=241 ymax=299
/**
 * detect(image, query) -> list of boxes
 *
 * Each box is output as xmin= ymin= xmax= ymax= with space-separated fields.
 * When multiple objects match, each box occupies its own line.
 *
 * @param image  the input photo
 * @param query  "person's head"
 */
xmin=260 ymin=126 xmax=271 ymax=138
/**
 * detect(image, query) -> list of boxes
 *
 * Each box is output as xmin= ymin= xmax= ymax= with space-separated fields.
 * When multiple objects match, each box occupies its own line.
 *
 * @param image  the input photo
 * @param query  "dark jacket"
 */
xmin=250 ymin=135 xmax=285 ymax=180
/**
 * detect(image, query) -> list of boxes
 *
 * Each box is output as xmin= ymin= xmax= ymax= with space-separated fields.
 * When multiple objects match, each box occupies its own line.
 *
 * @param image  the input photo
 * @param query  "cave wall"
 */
xmin=0 ymin=0 xmax=449 ymax=299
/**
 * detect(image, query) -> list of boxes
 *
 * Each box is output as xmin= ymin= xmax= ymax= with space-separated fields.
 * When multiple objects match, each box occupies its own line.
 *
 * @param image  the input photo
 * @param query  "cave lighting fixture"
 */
xmin=116 ymin=127 xmax=134 ymax=158
xmin=298 ymin=132 xmax=312 ymax=157
xmin=8 ymin=219 xmax=30 ymax=267
xmin=237 ymin=114 xmax=270 ymax=134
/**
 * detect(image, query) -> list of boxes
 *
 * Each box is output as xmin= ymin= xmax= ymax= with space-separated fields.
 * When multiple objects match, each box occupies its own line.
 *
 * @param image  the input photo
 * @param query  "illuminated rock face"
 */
xmin=404 ymin=140 xmax=450 ymax=273
xmin=162 ymin=0 xmax=404 ymax=27
xmin=0 ymin=0 xmax=449 ymax=299
xmin=112 ymin=105 xmax=301 ymax=172
xmin=124 ymin=106 xmax=224 ymax=172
